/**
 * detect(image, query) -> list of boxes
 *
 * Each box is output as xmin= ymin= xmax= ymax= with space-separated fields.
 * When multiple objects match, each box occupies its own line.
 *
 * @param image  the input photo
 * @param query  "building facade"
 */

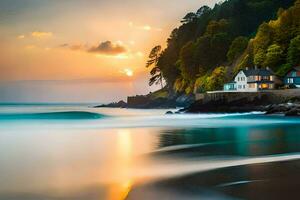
xmin=284 ymin=67 xmax=300 ymax=88
xmin=224 ymin=68 xmax=276 ymax=92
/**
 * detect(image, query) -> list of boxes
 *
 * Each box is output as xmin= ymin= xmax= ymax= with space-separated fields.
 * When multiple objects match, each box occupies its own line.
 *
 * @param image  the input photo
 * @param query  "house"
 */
xmin=224 ymin=67 xmax=277 ymax=92
xmin=284 ymin=67 xmax=300 ymax=88
xmin=223 ymin=82 xmax=236 ymax=91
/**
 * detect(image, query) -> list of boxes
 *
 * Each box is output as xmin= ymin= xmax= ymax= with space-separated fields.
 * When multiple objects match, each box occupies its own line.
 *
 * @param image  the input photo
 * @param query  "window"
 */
xmin=287 ymin=78 xmax=294 ymax=84
xmin=292 ymin=71 xmax=297 ymax=77
xmin=243 ymin=85 xmax=246 ymax=89
xmin=261 ymin=83 xmax=269 ymax=89
xmin=248 ymin=83 xmax=256 ymax=88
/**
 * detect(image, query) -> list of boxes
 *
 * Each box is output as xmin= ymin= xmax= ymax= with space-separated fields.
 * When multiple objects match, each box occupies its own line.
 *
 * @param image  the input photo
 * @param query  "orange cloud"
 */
xmin=17 ymin=35 xmax=25 ymax=39
xmin=31 ymin=31 xmax=53 ymax=39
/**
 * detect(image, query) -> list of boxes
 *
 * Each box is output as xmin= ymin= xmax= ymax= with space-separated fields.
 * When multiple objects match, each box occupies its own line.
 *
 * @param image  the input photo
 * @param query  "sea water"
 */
xmin=0 ymin=104 xmax=300 ymax=200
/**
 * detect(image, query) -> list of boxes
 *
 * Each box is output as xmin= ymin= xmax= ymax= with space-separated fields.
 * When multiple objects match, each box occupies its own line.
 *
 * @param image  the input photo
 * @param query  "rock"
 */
xmin=175 ymin=94 xmax=195 ymax=107
xmin=186 ymin=99 xmax=265 ymax=113
xmin=94 ymin=100 xmax=127 ymax=108
xmin=166 ymin=111 xmax=173 ymax=115
xmin=285 ymin=108 xmax=300 ymax=116
xmin=265 ymin=104 xmax=290 ymax=114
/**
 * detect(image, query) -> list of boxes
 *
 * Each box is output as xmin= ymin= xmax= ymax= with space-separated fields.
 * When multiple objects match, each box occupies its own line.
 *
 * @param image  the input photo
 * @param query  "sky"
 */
xmin=0 ymin=0 xmax=219 ymax=103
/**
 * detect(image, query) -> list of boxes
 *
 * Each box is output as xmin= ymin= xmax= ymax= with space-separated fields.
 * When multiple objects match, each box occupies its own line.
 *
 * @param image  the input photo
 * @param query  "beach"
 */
xmin=0 ymin=104 xmax=300 ymax=200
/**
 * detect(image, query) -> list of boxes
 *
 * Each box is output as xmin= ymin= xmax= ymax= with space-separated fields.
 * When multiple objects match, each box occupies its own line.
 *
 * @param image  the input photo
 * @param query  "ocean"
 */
xmin=0 ymin=104 xmax=300 ymax=200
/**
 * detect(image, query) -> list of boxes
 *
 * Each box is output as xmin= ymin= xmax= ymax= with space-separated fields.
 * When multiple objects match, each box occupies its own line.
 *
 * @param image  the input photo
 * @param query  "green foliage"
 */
xmin=235 ymin=54 xmax=253 ymax=74
xmin=264 ymin=44 xmax=284 ymax=69
xmin=146 ymin=46 xmax=162 ymax=68
xmin=181 ymin=12 xmax=198 ymax=24
xmin=149 ymin=89 xmax=169 ymax=100
xmin=205 ymin=19 xmax=230 ymax=36
xmin=254 ymin=49 xmax=266 ymax=67
xmin=276 ymin=63 xmax=292 ymax=76
xmin=206 ymin=66 xmax=228 ymax=91
xmin=237 ymin=0 xmax=300 ymax=75
xmin=185 ymin=85 xmax=194 ymax=94
xmin=173 ymin=77 xmax=188 ymax=93
xmin=178 ymin=41 xmax=197 ymax=81
xmin=194 ymin=75 xmax=208 ymax=93
xmin=227 ymin=36 xmax=249 ymax=63
xmin=194 ymin=66 xmax=228 ymax=93
xmin=287 ymin=35 xmax=300 ymax=66
xmin=146 ymin=0 xmax=296 ymax=94
xmin=146 ymin=45 xmax=163 ymax=87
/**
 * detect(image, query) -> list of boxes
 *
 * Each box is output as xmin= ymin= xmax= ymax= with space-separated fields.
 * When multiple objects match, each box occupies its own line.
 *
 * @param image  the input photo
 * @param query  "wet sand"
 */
xmin=127 ymin=159 xmax=300 ymax=200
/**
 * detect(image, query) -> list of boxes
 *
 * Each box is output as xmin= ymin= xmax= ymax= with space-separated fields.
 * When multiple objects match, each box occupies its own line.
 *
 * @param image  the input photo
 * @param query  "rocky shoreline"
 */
xmin=94 ymin=100 xmax=127 ymax=108
xmin=184 ymin=101 xmax=300 ymax=116
xmin=265 ymin=103 xmax=300 ymax=116
xmin=94 ymin=91 xmax=300 ymax=117
xmin=94 ymin=93 xmax=195 ymax=109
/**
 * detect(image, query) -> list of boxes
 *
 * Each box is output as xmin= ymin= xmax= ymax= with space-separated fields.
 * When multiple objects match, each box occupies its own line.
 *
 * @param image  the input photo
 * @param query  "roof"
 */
xmin=284 ymin=67 xmax=300 ymax=78
xmin=285 ymin=66 xmax=300 ymax=75
xmin=224 ymin=81 xmax=236 ymax=84
xmin=293 ymin=66 xmax=300 ymax=71
xmin=243 ymin=68 xmax=274 ymax=76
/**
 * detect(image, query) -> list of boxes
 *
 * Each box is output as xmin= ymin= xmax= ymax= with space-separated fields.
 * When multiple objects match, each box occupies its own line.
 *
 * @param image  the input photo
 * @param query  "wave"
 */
xmin=0 ymin=111 xmax=105 ymax=120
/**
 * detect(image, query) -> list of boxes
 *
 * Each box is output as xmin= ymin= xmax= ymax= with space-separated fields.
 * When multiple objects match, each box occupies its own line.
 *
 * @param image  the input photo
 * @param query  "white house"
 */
xmin=224 ymin=67 xmax=277 ymax=92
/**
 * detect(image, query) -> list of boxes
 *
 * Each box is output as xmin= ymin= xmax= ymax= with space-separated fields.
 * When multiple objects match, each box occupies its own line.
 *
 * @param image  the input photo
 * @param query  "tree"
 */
xmin=206 ymin=66 xmax=228 ymax=91
xmin=196 ymin=6 xmax=211 ymax=17
xmin=263 ymin=44 xmax=284 ymax=69
xmin=178 ymin=41 xmax=197 ymax=81
xmin=287 ymin=35 xmax=300 ymax=67
xmin=227 ymin=36 xmax=249 ymax=63
xmin=145 ymin=0 xmax=296 ymax=94
xmin=146 ymin=46 xmax=163 ymax=88
xmin=254 ymin=49 xmax=266 ymax=67
xmin=181 ymin=12 xmax=197 ymax=24
xmin=205 ymin=19 xmax=230 ymax=36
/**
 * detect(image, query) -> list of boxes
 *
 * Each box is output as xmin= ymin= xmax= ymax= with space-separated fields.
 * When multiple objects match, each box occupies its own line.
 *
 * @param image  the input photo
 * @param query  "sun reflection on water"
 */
xmin=108 ymin=130 xmax=134 ymax=200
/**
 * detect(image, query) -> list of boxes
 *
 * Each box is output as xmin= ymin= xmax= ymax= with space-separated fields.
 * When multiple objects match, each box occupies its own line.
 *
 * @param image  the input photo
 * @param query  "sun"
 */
xmin=124 ymin=69 xmax=133 ymax=77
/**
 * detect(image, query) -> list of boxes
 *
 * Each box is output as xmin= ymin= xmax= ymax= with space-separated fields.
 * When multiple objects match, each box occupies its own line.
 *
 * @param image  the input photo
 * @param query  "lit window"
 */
xmin=261 ymin=83 xmax=268 ymax=89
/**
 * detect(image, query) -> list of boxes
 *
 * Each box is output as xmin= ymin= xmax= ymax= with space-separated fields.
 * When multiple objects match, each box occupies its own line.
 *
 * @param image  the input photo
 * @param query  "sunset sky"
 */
xmin=0 ymin=0 xmax=218 ymax=103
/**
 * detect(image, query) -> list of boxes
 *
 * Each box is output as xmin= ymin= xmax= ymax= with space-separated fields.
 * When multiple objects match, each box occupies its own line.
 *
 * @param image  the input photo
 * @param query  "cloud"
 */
xmin=59 ymin=43 xmax=88 ymax=51
xmin=88 ymin=41 xmax=127 ymax=55
xmin=17 ymin=35 xmax=25 ymax=39
xmin=59 ymin=41 xmax=135 ymax=57
xmin=31 ymin=31 xmax=53 ymax=39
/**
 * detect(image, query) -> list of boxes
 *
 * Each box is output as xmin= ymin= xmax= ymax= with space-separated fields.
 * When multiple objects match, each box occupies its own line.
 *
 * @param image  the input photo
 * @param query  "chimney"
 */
xmin=246 ymin=67 xmax=249 ymax=70
xmin=255 ymin=65 xmax=258 ymax=70
xmin=266 ymin=66 xmax=270 ymax=70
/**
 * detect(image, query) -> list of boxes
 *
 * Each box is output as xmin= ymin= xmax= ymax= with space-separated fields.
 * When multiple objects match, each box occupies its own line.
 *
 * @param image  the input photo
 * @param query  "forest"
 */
xmin=146 ymin=0 xmax=299 ymax=95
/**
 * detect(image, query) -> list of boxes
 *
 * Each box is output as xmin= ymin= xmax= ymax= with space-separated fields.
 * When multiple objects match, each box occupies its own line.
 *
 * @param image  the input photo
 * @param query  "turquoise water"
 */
xmin=0 ymin=104 xmax=300 ymax=200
